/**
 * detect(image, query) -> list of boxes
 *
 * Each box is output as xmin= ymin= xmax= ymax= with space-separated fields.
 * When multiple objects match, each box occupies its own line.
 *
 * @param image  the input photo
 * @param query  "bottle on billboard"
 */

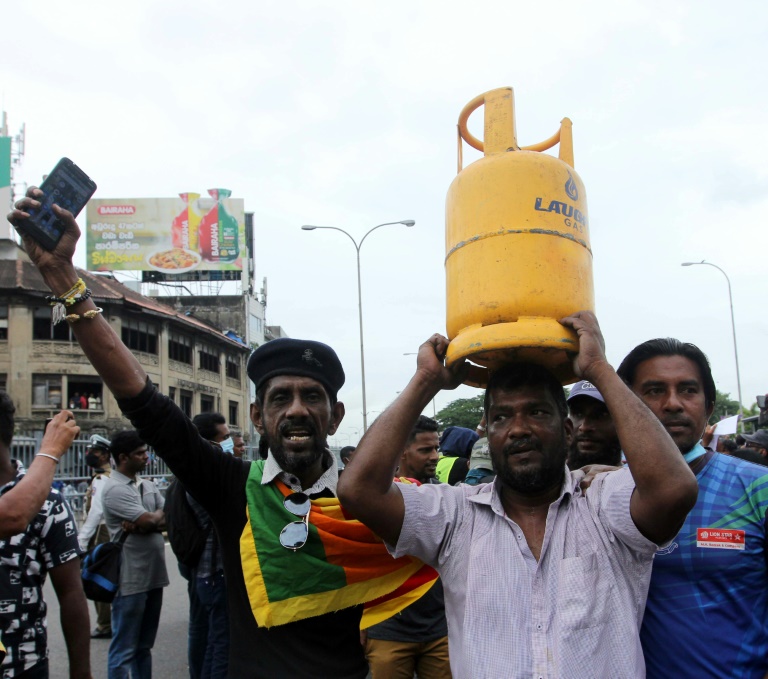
xmin=198 ymin=188 xmax=239 ymax=263
xmin=171 ymin=192 xmax=201 ymax=251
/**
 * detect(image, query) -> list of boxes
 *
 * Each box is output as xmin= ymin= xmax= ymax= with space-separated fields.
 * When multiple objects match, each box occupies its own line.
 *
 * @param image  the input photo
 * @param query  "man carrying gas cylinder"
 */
xmin=338 ymin=312 xmax=699 ymax=678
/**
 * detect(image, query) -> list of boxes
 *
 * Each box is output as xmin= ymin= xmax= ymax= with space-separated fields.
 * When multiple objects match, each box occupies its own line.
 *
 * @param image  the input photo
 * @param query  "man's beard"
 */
xmin=567 ymin=440 xmax=622 ymax=469
xmin=268 ymin=419 xmax=330 ymax=474
xmin=494 ymin=435 xmax=567 ymax=494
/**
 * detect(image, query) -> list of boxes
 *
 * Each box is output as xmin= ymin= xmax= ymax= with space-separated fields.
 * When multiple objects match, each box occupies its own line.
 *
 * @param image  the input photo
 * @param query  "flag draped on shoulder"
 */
xmin=240 ymin=461 xmax=437 ymax=628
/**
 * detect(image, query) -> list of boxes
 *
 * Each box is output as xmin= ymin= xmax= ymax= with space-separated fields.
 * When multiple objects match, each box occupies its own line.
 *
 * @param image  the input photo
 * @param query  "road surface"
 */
xmin=45 ymin=542 xmax=189 ymax=678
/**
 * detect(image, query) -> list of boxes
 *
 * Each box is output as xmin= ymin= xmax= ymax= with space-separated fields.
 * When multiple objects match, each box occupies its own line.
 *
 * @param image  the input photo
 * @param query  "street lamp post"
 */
xmin=302 ymin=220 xmax=415 ymax=432
xmin=681 ymin=260 xmax=743 ymax=422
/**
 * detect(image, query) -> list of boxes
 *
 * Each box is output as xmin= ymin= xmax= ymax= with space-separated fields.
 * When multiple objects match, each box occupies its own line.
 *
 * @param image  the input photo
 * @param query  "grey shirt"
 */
xmin=102 ymin=471 xmax=169 ymax=596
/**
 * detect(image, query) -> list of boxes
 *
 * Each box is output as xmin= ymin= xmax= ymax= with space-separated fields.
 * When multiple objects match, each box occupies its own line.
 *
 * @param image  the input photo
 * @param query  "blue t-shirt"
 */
xmin=641 ymin=452 xmax=768 ymax=678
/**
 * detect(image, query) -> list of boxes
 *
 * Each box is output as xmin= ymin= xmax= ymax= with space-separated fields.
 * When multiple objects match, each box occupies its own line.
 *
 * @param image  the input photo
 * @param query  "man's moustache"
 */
xmin=503 ymin=438 xmax=541 ymax=454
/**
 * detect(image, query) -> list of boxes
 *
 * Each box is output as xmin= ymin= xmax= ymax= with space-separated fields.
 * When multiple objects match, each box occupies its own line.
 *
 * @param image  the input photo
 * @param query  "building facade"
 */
xmin=0 ymin=242 xmax=251 ymax=439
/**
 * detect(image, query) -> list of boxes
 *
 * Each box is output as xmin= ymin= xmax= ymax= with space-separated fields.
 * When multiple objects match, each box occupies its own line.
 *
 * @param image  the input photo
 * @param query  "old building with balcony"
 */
xmin=0 ymin=242 xmax=251 ymax=438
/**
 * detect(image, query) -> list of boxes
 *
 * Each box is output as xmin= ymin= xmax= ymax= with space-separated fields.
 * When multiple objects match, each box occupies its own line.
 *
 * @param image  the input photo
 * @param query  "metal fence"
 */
xmin=10 ymin=434 xmax=332 ymax=520
xmin=11 ymin=436 xmax=177 ymax=521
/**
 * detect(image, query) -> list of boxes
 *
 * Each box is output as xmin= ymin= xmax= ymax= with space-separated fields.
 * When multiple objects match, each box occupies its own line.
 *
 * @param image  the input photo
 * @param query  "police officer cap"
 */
xmin=89 ymin=434 xmax=111 ymax=450
xmin=247 ymin=338 xmax=345 ymax=400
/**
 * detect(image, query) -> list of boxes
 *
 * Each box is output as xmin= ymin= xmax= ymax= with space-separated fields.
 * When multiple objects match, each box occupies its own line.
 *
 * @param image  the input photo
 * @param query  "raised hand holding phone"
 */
xmin=12 ymin=158 xmax=95 ymax=251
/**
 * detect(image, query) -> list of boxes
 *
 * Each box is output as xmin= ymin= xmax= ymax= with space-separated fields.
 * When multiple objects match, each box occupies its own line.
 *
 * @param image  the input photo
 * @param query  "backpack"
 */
xmin=164 ymin=477 xmax=211 ymax=568
xmin=81 ymin=533 xmax=127 ymax=602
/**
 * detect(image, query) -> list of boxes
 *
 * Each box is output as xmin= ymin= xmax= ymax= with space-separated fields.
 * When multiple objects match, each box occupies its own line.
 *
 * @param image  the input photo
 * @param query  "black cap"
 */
xmin=247 ymin=338 xmax=345 ymax=400
xmin=743 ymin=429 xmax=768 ymax=449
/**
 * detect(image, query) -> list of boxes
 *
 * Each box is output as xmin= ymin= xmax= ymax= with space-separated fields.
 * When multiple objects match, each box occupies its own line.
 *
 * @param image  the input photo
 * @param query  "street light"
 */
xmin=302 ymin=220 xmax=415 ymax=432
xmin=681 ymin=260 xmax=743 ymax=421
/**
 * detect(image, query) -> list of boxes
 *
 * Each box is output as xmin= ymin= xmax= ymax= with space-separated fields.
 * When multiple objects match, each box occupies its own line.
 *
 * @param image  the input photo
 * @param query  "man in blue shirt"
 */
xmin=618 ymin=338 xmax=768 ymax=679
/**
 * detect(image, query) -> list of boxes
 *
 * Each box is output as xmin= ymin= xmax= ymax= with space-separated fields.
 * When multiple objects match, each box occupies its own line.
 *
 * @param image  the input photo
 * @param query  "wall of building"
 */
xmin=0 ymin=297 xmax=251 ymax=440
xmin=160 ymin=295 xmax=249 ymax=340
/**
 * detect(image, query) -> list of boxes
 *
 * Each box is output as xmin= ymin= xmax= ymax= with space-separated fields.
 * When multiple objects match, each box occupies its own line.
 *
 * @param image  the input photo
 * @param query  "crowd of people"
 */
xmin=0 ymin=186 xmax=766 ymax=678
xmin=68 ymin=394 xmax=102 ymax=411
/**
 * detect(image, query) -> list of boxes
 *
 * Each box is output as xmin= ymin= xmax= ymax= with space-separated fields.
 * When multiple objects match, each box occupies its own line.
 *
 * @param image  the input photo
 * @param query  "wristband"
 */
xmin=36 ymin=453 xmax=60 ymax=464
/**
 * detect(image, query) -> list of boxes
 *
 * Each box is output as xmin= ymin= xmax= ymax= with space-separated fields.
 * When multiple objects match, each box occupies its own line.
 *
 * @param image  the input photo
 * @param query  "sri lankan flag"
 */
xmin=240 ymin=461 xmax=438 ymax=629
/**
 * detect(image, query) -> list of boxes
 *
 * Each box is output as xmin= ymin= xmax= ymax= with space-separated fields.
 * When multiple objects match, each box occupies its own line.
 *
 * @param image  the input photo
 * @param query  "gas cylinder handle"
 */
xmin=457 ymin=88 xmax=575 ymax=172
xmin=457 ymin=93 xmax=487 ymax=155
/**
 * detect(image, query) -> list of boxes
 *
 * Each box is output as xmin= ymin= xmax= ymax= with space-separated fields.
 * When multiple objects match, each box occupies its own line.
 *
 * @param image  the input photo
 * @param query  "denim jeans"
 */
xmin=187 ymin=572 xmax=206 ymax=678
xmin=108 ymin=588 xmax=164 ymax=679
xmin=188 ymin=571 xmax=229 ymax=679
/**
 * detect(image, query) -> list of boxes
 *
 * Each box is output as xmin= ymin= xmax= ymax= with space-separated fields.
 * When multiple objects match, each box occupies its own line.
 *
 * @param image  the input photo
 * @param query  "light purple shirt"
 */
xmin=390 ymin=466 xmax=660 ymax=679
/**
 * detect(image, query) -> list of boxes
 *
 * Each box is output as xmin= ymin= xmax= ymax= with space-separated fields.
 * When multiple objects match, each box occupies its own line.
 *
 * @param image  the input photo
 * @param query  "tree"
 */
xmin=436 ymin=395 xmax=484 ymax=430
xmin=710 ymin=389 xmax=742 ymax=424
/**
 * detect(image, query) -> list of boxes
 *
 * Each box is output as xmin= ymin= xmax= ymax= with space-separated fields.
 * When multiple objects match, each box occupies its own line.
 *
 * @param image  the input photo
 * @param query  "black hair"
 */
xmin=408 ymin=415 xmax=439 ymax=443
xmin=484 ymin=363 xmax=568 ymax=420
xmin=339 ymin=445 xmax=356 ymax=462
xmin=192 ymin=412 xmax=227 ymax=442
xmin=721 ymin=439 xmax=737 ymax=453
xmin=616 ymin=338 xmax=716 ymax=409
xmin=0 ymin=392 xmax=15 ymax=448
xmin=258 ymin=435 xmax=270 ymax=460
xmin=109 ymin=430 xmax=146 ymax=463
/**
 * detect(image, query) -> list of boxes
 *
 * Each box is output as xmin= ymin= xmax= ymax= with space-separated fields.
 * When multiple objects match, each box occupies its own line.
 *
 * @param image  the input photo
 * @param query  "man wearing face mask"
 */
xmin=78 ymin=433 xmax=114 ymax=640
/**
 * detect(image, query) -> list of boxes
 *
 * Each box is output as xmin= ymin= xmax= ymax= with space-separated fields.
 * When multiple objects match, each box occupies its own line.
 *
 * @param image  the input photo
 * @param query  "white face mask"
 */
xmin=220 ymin=437 xmax=235 ymax=454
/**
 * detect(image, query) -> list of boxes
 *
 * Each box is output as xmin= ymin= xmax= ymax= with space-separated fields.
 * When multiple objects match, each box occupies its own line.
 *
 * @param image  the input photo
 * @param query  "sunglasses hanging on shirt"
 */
xmin=279 ymin=492 xmax=311 ymax=551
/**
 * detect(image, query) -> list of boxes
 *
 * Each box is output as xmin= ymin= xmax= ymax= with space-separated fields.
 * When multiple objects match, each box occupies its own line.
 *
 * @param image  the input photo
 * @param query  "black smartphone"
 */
xmin=43 ymin=418 xmax=54 ymax=434
xmin=17 ymin=158 xmax=97 ymax=251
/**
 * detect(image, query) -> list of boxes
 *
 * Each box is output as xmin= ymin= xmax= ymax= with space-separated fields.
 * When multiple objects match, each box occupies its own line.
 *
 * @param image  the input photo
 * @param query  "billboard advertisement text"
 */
xmin=85 ymin=190 xmax=245 ymax=273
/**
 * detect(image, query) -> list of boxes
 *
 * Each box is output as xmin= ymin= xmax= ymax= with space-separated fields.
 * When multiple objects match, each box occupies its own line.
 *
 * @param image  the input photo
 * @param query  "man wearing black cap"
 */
xmin=8 ymin=196 xmax=367 ymax=678
xmin=567 ymin=380 xmax=622 ymax=469
xmin=742 ymin=429 xmax=768 ymax=460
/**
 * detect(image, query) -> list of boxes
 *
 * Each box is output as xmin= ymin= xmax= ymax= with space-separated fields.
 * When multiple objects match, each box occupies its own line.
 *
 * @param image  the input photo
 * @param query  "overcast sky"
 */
xmin=4 ymin=0 xmax=766 ymax=444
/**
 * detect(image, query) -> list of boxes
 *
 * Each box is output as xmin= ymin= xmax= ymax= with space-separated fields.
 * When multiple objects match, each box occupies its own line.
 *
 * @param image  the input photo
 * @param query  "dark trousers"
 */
xmin=188 ymin=571 xmax=229 ymax=679
xmin=16 ymin=659 xmax=49 ymax=678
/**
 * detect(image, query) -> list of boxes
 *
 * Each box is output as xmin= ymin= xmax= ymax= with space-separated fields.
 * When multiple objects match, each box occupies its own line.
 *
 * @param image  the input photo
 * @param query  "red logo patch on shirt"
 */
xmin=696 ymin=528 xmax=746 ymax=550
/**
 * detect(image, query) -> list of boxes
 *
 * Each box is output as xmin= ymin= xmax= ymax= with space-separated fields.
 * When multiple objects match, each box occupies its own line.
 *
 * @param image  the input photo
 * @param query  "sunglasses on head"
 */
xmin=280 ymin=492 xmax=311 ymax=551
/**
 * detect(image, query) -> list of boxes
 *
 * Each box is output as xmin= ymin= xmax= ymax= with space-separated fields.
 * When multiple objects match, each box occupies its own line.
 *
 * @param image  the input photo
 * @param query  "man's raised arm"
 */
xmin=560 ymin=312 xmax=698 ymax=544
xmin=337 ymin=334 xmax=465 ymax=546
xmin=8 ymin=190 xmax=146 ymax=398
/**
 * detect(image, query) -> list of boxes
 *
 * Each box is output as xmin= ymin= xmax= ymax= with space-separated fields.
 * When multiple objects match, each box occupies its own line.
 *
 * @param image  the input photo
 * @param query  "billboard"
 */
xmin=0 ymin=136 xmax=11 ymax=220
xmin=85 ymin=190 xmax=245 ymax=273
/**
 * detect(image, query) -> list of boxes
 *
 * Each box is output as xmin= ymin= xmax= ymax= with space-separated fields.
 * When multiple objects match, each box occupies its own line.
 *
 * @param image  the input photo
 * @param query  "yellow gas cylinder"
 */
xmin=445 ymin=87 xmax=594 ymax=386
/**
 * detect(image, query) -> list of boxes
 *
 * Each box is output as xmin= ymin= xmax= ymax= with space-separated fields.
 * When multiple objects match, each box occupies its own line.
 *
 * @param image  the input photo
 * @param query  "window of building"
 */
xmin=67 ymin=379 xmax=103 ymax=410
xmin=179 ymin=390 xmax=193 ymax=417
xmin=121 ymin=317 xmax=158 ymax=354
xmin=226 ymin=356 xmax=240 ymax=380
xmin=32 ymin=307 xmax=73 ymax=341
xmin=32 ymin=375 xmax=62 ymax=408
xmin=168 ymin=387 xmax=176 ymax=403
xmin=0 ymin=304 xmax=7 ymax=341
xmin=200 ymin=394 xmax=215 ymax=413
xmin=249 ymin=313 xmax=263 ymax=338
xmin=0 ymin=374 xmax=6 ymax=392
xmin=199 ymin=345 xmax=220 ymax=373
xmin=229 ymin=400 xmax=238 ymax=427
xmin=169 ymin=332 xmax=193 ymax=364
